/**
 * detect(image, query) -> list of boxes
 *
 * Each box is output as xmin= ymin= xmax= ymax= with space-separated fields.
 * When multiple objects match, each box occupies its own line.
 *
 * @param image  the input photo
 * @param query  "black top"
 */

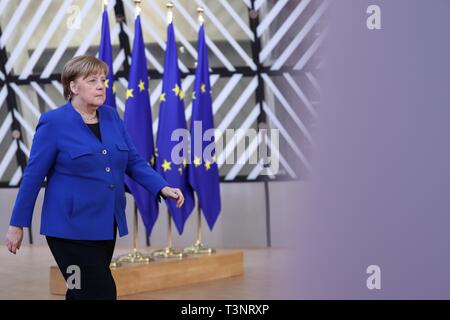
xmin=86 ymin=122 xmax=102 ymax=142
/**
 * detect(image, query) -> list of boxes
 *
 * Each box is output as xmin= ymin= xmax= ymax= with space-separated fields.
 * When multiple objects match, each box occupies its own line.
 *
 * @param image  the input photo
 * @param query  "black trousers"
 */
xmin=46 ymin=221 xmax=117 ymax=300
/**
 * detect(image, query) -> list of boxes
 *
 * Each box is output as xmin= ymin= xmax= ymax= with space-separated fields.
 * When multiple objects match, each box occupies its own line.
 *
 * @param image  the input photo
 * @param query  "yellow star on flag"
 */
xmin=212 ymin=155 xmax=217 ymax=163
xmin=172 ymin=83 xmax=180 ymax=96
xmin=104 ymin=79 xmax=109 ymax=88
xmin=182 ymin=158 xmax=187 ymax=168
xmin=161 ymin=159 xmax=171 ymax=172
xmin=192 ymin=91 xmax=196 ymax=100
xmin=179 ymin=89 xmax=184 ymax=100
xmin=205 ymin=160 xmax=211 ymax=170
xmin=201 ymin=83 xmax=206 ymax=93
xmin=178 ymin=166 xmax=183 ymax=175
xmin=193 ymin=156 xmax=201 ymax=168
xmin=138 ymin=80 xmax=145 ymax=92
xmin=112 ymin=82 xmax=116 ymax=93
xmin=126 ymin=88 xmax=134 ymax=100
xmin=151 ymin=155 xmax=155 ymax=166
xmin=159 ymin=92 xmax=166 ymax=102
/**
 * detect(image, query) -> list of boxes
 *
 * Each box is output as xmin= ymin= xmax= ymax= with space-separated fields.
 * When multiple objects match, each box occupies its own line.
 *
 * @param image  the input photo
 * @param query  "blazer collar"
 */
xmin=66 ymin=101 xmax=107 ymax=146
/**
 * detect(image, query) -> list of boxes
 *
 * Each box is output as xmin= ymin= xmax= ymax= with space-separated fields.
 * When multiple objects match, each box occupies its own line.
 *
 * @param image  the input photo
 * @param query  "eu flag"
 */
xmin=188 ymin=25 xmax=221 ymax=230
xmin=156 ymin=23 xmax=195 ymax=234
xmin=98 ymin=8 xmax=116 ymax=108
xmin=123 ymin=15 xmax=159 ymax=235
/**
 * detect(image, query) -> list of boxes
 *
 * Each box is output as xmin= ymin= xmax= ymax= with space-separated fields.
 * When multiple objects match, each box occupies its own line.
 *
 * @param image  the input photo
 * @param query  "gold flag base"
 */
xmin=152 ymin=247 xmax=186 ymax=259
xmin=111 ymin=249 xmax=153 ymax=267
xmin=183 ymin=240 xmax=215 ymax=255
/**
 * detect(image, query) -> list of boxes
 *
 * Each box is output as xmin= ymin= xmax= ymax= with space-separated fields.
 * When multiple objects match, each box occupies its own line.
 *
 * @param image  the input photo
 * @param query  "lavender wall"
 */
xmin=280 ymin=0 xmax=450 ymax=299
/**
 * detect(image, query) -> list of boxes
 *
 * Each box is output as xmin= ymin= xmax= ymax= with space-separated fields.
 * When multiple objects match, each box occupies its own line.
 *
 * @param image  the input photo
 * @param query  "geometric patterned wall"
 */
xmin=0 ymin=0 xmax=327 ymax=187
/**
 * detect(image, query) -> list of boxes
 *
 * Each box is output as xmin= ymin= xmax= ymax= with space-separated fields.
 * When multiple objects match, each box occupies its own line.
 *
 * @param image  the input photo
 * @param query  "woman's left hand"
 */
xmin=160 ymin=186 xmax=185 ymax=208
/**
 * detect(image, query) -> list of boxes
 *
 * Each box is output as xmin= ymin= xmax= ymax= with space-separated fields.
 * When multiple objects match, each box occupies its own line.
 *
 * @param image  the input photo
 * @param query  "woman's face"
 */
xmin=70 ymin=72 xmax=106 ymax=107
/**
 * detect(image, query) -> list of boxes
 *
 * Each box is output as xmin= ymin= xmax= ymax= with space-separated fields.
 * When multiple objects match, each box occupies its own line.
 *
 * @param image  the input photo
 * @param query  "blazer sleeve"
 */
xmin=10 ymin=112 xmax=58 ymax=228
xmin=113 ymin=109 xmax=169 ymax=199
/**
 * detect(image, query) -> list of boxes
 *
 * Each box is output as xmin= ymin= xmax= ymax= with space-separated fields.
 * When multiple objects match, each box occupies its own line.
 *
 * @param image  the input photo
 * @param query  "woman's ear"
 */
xmin=70 ymin=80 xmax=78 ymax=96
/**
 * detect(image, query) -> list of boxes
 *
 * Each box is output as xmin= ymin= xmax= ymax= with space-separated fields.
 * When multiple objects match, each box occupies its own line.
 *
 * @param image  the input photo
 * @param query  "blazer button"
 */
xmin=105 ymin=167 xmax=111 ymax=172
xmin=102 ymin=149 xmax=108 ymax=155
xmin=108 ymin=184 xmax=115 ymax=190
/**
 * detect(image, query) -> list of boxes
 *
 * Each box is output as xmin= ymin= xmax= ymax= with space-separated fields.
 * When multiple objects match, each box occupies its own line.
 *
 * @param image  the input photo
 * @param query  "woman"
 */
xmin=4 ymin=55 xmax=184 ymax=300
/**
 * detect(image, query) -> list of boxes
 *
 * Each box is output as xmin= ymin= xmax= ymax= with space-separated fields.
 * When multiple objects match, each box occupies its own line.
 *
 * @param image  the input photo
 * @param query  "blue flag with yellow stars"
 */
xmin=98 ymin=7 xmax=116 ymax=108
xmin=188 ymin=25 xmax=221 ymax=230
xmin=156 ymin=23 xmax=195 ymax=234
xmin=123 ymin=15 xmax=159 ymax=235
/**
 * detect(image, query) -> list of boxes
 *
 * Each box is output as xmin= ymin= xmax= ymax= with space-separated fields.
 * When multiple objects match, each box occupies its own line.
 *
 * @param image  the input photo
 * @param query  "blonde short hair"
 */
xmin=61 ymin=55 xmax=108 ymax=100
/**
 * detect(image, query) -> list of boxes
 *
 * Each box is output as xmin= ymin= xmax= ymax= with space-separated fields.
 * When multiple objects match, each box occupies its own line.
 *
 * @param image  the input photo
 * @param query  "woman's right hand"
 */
xmin=5 ymin=226 xmax=23 ymax=254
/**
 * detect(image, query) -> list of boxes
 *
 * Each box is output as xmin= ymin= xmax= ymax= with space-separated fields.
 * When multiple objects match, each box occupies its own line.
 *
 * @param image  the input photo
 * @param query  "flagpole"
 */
xmin=151 ymin=2 xmax=186 ymax=260
xmin=114 ymin=204 xmax=152 ymax=265
xmin=197 ymin=203 xmax=201 ymax=243
xmin=133 ymin=203 xmax=138 ymax=252
xmin=197 ymin=6 xmax=204 ymax=25
xmin=152 ymin=209 xmax=185 ymax=259
xmin=183 ymin=7 xmax=215 ymax=256
xmin=102 ymin=0 xmax=122 ymax=268
xmin=111 ymin=0 xmax=155 ymax=267
xmin=183 ymin=203 xmax=215 ymax=254
xmin=168 ymin=209 xmax=173 ymax=248
xmin=166 ymin=1 xmax=173 ymax=24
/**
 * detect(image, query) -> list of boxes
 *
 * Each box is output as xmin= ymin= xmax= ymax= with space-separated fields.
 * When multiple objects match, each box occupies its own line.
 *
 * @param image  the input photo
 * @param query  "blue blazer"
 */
xmin=9 ymin=102 xmax=169 ymax=240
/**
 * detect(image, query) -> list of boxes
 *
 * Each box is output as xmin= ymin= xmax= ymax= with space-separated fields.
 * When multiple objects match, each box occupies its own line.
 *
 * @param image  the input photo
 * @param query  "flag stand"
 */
xmin=152 ymin=209 xmax=185 ymax=259
xmin=184 ymin=203 xmax=215 ymax=254
xmin=150 ymin=1 xmax=186 ymax=260
xmin=183 ymin=6 xmax=216 ymax=255
xmin=111 ymin=203 xmax=152 ymax=267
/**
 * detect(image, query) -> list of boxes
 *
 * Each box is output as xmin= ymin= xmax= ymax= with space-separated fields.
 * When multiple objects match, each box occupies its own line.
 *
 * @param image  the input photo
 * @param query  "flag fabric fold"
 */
xmin=123 ymin=15 xmax=159 ymax=235
xmin=188 ymin=25 xmax=221 ymax=230
xmin=98 ymin=8 xmax=116 ymax=108
xmin=156 ymin=23 xmax=195 ymax=234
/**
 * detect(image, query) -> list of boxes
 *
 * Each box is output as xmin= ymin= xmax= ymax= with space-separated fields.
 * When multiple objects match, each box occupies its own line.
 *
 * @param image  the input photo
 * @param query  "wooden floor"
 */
xmin=0 ymin=245 xmax=296 ymax=299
